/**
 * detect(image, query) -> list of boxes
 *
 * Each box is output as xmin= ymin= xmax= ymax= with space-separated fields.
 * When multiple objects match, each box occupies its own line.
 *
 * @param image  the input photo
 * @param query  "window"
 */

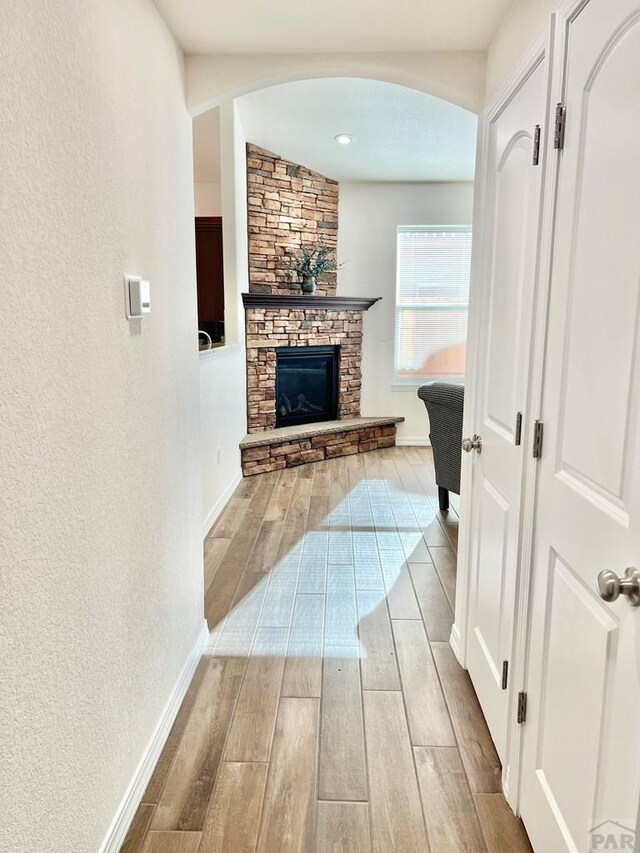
xmin=394 ymin=226 xmax=472 ymax=383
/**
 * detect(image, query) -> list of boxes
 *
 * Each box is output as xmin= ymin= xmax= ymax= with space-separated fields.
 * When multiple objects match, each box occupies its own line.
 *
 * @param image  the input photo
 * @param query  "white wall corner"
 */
xmin=202 ymin=468 xmax=243 ymax=539
xmin=98 ymin=620 xmax=209 ymax=853
xmin=219 ymin=99 xmax=248 ymax=346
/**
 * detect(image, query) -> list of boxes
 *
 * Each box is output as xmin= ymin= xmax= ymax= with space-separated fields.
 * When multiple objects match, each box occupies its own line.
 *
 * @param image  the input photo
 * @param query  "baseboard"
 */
xmin=395 ymin=437 xmax=431 ymax=447
xmin=502 ymin=763 xmax=513 ymax=804
xmin=202 ymin=468 xmax=243 ymax=539
xmin=449 ymin=623 xmax=464 ymax=666
xmin=99 ymin=619 xmax=209 ymax=853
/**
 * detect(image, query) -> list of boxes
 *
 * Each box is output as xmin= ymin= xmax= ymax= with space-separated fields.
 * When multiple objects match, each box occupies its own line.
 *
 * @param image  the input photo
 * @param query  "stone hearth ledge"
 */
xmin=240 ymin=417 xmax=405 ymax=475
xmin=240 ymin=416 xmax=404 ymax=449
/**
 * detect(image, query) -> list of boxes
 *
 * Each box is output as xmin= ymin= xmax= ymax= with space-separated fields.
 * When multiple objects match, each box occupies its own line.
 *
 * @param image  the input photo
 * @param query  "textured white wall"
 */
xmin=197 ymin=101 xmax=249 ymax=537
xmin=485 ymin=0 xmax=556 ymax=101
xmin=337 ymin=182 xmax=475 ymax=442
xmin=200 ymin=346 xmax=246 ymax=536
xmin=194 ymin=181 xmax=223 ymax=216
xmin=0 ymin=2 xmax=204 ymax=851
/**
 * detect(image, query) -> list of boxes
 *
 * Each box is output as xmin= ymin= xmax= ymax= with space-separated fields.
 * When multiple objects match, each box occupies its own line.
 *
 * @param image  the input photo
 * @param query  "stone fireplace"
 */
xmin=241 ymin=293 xmax=402 ymax=475
xmin=239 ymin=146 xmax=402 ymax=475
xmin=244 ymin=294 xmax=375 ymax=434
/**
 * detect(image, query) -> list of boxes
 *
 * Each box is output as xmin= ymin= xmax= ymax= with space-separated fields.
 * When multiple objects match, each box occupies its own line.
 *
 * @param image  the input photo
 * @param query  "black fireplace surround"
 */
xmin=275 ymin=345 xmax=339 ymax=428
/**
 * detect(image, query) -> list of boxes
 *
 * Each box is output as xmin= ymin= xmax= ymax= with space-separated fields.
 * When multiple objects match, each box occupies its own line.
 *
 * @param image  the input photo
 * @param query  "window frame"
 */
xmin=393 ymin=224 xmax=472 ymax=386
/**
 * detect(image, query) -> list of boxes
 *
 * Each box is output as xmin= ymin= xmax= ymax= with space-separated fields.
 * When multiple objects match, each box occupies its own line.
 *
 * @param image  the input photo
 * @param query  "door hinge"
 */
xmin=532 ymin=124 xmax=541 ymax=165
xmin=517 ymin=691 xmax=528 ymax=724
xmin=554 ymin=103 xmax=566 ymax=150
xmin=502 ymin=661 xmax=509 ymax=690
xmin=532 ymin=420 xmax=544 ymax=459
xmin=514 ymin=412 xmax=523 ymax=446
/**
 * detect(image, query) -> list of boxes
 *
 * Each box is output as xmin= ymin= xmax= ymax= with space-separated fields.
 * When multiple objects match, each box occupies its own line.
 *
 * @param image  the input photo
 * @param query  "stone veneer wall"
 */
xmin=242 ymin=424 xmax=397 ymax=475
xmin=246 ymin=308 xmax=363 ymax=432
xmin=247 ymin=144 xmax=339 ymax=295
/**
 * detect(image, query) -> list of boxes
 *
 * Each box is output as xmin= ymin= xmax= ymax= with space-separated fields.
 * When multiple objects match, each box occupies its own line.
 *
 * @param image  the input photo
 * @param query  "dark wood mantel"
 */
xmin=242 ymin=293 xmax=382 ymax=312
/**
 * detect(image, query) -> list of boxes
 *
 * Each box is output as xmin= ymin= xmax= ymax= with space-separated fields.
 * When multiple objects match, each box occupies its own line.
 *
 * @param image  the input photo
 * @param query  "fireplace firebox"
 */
xmin=275 ymin=345 xmax=339 ymax=428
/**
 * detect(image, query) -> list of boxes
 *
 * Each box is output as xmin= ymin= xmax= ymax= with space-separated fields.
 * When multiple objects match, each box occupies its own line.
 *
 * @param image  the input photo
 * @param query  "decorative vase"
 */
xmin=301 ymin=275 xmax=316 ymax=294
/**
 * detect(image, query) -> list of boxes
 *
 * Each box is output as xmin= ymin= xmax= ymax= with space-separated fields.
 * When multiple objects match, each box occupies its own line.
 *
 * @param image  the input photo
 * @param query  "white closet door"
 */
xmin=520 ymin=1 xmax=640 ymax=850
xmin=465 ymin=57 xmax=546 ymax=763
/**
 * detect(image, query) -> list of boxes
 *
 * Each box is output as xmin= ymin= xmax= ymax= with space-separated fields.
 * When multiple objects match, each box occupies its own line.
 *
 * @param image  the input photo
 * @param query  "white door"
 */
xmin=465 ymin=58 xmax=546 ymax=763
xmin=520 ymin=2 xmax=640 ymax=850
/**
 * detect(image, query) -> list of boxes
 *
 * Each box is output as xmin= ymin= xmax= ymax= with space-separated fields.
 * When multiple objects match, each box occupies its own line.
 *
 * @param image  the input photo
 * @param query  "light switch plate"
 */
xmin=125 ymin=276 xmax=151 ymax=319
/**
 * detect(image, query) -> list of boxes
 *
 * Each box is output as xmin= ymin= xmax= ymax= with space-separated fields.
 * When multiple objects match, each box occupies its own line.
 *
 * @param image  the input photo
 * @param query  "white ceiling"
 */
xmin=235 ymin=78 xmax=477 ymax=182
xmin=193 ymin=108 xmax=221 ymax=183
xmin=153 ymin=0 xmax=512 ymax=53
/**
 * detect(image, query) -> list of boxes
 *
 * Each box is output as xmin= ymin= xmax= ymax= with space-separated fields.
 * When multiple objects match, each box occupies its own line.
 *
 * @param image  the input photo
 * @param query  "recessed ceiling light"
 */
xmin=334 ymin=134 xmax=353 ymax=145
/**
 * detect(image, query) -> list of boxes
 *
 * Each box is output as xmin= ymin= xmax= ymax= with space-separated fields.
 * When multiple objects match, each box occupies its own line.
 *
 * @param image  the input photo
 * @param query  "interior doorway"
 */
xmin=195 ymin=216 xmax=225 ymax=346
xmin=193 ymin=107 xmax=225 ymax=349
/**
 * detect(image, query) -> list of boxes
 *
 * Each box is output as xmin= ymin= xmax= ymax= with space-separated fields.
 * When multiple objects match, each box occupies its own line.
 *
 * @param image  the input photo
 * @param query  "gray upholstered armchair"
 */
xmin=417 ymin=382 xmax=465 ymax=512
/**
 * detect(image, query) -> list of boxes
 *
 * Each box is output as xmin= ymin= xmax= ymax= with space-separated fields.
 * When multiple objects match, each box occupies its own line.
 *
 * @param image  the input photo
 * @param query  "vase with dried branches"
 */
xmin=285 ymin=243 xmax=342 ymax=294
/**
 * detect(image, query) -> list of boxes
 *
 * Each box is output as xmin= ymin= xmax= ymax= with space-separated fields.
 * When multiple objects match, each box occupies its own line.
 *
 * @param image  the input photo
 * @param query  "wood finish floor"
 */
xmin=121 ymin=447 xmax=532 ymax=853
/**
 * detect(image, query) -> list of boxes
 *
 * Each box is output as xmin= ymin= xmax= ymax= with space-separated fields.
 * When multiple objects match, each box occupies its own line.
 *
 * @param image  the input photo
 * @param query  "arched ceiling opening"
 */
xmin=234 ymin=78 xmax=477 ymax=182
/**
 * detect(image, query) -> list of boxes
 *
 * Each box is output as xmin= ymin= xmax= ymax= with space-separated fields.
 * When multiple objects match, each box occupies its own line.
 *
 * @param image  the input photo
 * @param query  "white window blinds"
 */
xmin=394 ymin=226 xmax=472 ymax=383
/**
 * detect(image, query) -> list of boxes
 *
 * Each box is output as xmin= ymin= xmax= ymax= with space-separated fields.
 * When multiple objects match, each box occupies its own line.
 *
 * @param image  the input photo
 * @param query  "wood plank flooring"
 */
xmin=122 ymin=447 xmax=532 ymax=853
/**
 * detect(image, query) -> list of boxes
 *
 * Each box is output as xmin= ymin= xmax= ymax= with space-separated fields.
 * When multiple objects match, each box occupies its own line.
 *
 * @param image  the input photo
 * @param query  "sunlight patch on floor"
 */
xmin=210 ymin=476 xmax=439 ymax=658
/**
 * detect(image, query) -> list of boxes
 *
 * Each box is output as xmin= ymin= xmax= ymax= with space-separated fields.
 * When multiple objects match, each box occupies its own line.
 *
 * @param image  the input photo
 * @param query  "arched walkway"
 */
xmin=186 ymin=51 xmax=485 ymax=115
